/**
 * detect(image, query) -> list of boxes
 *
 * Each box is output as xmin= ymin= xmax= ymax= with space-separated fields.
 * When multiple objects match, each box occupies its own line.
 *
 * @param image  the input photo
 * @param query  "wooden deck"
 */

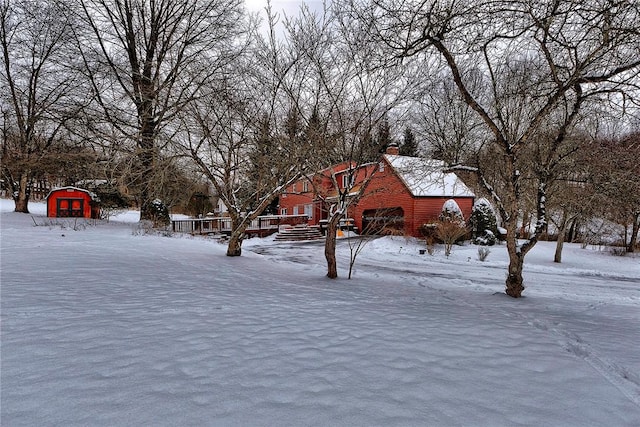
xmin=171 ymin=214 xmax=309 ymax=237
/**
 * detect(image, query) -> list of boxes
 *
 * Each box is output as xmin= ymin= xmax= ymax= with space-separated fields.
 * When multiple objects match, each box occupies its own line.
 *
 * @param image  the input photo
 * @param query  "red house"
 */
xmin=46 ymin=187 xmax=100 ymax=219
xmin=279 ymin=147 xmax=475 ymax=237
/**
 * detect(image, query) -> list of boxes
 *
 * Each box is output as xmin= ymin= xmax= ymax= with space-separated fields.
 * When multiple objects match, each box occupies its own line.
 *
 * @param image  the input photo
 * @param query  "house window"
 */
xmin=379 ymin=162 xmax=385 ymax=172
xmin=56 ymin=198 xmax=84 ymax=217
xmin=304 ymin=204 xmax=313 ymax=219
xmin=280 ymin=208 xmax=287 ymax=215
xmin=341 ymin=174 xmax=353 ymax=189
xmin=303 ymin=180 xmax=309 ymax=192
xmin=293 ymin=206 xmax=299 ymax=215
xmin=292 ymin=183 xmax=297 ymax=193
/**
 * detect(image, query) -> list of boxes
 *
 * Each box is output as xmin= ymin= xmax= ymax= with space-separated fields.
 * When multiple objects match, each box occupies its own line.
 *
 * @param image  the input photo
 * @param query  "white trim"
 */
xmin=304 ymin=204 xmax=313 ymax=219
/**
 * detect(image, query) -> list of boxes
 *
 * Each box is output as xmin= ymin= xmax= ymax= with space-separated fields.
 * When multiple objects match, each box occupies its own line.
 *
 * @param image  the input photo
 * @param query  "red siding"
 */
xmin=280 ymin=180 xmax=316 ymax=219
xmin=410 ymin=196 xmax=474 ymax=236
xmin=351 ymin=164 xmax=415 ymax=234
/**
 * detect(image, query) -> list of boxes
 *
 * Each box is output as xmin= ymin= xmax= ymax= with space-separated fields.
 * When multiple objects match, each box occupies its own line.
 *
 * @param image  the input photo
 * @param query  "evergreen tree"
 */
xmin=376 ymin=116 xmax=393 ymax=150
xmin=470 ymin=198 xmax=499 ymax=245
xmin=305 ymin=109 xmax=330 ymax=162
xmin=359 ymin=115 xmax=391 ymax=162
xmin=371 ymin=114 xmax=393 ymax=156
xmin=439 ymin=199 xmax=465 ymax=224
xmin=400 ymin=127 xmax=419 ymax=156
xmin=246 ymin=114 xmax=277 ymax=212
xmin=141 ymin=199 xmax=170 ymax=227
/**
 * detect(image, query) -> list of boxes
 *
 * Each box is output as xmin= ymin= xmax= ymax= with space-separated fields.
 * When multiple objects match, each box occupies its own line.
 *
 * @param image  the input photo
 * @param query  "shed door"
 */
xmin=57 ymin=198 xmax=84 ymax=217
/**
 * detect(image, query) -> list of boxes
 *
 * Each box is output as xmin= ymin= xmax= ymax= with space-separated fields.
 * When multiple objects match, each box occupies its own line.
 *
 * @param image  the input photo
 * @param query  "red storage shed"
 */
xmin=46 ymin=187 xmax=100 ymax=219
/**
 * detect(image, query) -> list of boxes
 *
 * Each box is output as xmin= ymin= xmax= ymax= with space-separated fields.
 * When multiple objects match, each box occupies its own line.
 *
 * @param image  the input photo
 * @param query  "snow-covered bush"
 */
xmin=477 ymin=247 xmax=491 ymax=261
xmin=142 ymin=199 xmax=170 ymax=227
xmin=474 ymin=230 xmax=497 ymax=246
xmin=470 ymin=198 xmax=499 ymax=245
xmin=440 ymin=199 xmax=465 ymax=225
xmin=435 ymin=200 xmax=468 ymax=256
xmin=435 ymin=219 xmax=468 ymax=256
xmin=93 ymin=183 xmax=131 ymax=221
xmin=419 ymin=200 xmax=469 ymax=256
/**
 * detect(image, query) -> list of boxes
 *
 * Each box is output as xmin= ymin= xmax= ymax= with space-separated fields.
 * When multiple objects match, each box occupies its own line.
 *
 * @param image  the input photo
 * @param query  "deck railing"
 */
xmin=171 ymin=214 xmax=309 ymax=236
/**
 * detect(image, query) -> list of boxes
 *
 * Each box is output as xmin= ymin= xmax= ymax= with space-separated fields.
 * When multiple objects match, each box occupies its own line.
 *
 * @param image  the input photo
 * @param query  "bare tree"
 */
xmin=179 ymin=5 xmax=312 ymax=257
xmin=585 ymin=131 xmax=640 ymax=252
xmin=353 ymin=0 xmax=640 ymax=297
xmin=183 ymin=81 xmax=305 ymax=256
xmin=287 ymin=3 xmax=412 ymax=279
xmin=1 ymin=0 xmax=88 ymax=212
xmin=537 ymin=129 xmax=597 ymax=263
xmin=75 ymin=0 xmax=244 ymax=221
xmin=415 ymin=74 xmax=485 ymax=165
xmin=345 ymin=206 xmax=405 ymax=279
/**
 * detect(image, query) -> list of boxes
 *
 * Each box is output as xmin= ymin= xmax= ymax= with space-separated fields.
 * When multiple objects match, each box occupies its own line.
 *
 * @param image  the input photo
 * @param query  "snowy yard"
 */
xmin=1 ymin=200 xmax=639 ymax=426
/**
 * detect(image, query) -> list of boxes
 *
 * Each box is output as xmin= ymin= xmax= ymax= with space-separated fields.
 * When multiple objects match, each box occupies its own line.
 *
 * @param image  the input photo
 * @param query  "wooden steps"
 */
xmin=274 ymin=224 xmax=324 ymax=241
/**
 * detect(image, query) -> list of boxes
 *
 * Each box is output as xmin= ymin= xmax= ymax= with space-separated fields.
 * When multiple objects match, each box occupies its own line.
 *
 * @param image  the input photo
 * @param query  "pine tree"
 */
xmin=440 ymin=199 xmax=465 ymax=224
xmin=141 ymin=199 xmax=170 ymax=227
xmin=359 ymin=115 xmax=391 ymax=162
xmin=376 ymin=116 xmax=392 ymax=148
xmin=470 ymin=198 xmax=499 ymax=245
xmin=400 ymin=127 xmax=419 ymax=157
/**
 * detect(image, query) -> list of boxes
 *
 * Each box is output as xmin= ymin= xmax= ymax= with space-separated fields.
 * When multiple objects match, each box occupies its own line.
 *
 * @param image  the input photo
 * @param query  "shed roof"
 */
xmin=46 ymin=186 xmax=99 ymax=201
xmin=384 ymin=155 xmax=475 ymax=198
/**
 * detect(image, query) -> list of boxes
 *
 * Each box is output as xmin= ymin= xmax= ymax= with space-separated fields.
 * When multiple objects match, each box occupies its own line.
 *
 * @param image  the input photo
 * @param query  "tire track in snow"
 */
xmin=520 ymin=314 xmax=640 ymax=407
xmin=362 ymin=261 xmax=640 ymax=409
xmin=524 ymin=316 xmax=640 ymax=409
xmin=250 ymin=239 xmax=640 ymax=408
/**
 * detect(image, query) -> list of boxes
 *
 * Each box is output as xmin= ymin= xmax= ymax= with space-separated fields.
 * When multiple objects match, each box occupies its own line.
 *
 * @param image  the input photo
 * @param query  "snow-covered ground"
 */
xmin=1 ymin=199 xmax=639 ymax=426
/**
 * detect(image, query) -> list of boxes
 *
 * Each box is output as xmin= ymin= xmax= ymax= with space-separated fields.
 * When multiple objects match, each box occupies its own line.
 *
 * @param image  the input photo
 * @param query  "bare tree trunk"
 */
xmin=506 ymin=251 xmax=525 ymax=298
xmin=628 ymin=212 xmax=639 ymax=253
xmin=136 ymin=80 xmax=157 ymax=222
xmin=226 ymin=229 xmax=244 ymax=257
xmin=348 ymin=256 xmax=355 ymax=279
xmin=138 ymin=146 xmax=155 ymax=221
xmin=505 ymin=220 xmax=525 ymax=298
xmin=567 ymin=217 xmax=578 ymax=243
xmin=554 ymin=212 xmax=569 ymax=263
xmin=325 ymin=217 xmax=340 ymax=279
xmin=14 ymin=171 xmax=30 ymax=213
xmin=554 ymin=232 xmax=566 ymax=263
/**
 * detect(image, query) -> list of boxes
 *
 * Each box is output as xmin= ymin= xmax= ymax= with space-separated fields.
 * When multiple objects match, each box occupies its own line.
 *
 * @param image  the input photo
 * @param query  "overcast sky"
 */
xmin=245 ymin=0 xmax=329 ymax=37
xmin=245 ymin=0 xmax=327 ymax=17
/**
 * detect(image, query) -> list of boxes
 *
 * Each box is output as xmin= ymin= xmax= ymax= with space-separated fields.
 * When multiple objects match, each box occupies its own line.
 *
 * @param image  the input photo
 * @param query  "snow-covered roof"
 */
xmin=45 ymin=186 xmax=100 ymax=201
xmin=384 ymin=155 xmax=475 ymax=198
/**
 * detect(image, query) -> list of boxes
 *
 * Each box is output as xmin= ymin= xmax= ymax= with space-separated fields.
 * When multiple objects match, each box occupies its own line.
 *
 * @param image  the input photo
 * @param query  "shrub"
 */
xmin=473 ymin=229 xmax=497 ymax=246
xmin=470 ymin=198 xmax=499 ymax=244
xmin=440 ymin=199 xmax=465 ymax=224
xmin=477 ymin=247 xmax=491 ymax=261
xmin=419 ymin=223 xmax=437 ymax=254
xmin=142 ymin=198 xmax=170 ymax=227
xmin=435 ymin=218 xmax=468 ymax=257
xmin=609 ymin=247 xmax=627 ymax=256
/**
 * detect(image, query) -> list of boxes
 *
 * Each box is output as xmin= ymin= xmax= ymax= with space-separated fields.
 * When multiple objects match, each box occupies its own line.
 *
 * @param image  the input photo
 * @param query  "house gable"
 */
xmin=383 ymin=155 xmax=475 ymax=198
